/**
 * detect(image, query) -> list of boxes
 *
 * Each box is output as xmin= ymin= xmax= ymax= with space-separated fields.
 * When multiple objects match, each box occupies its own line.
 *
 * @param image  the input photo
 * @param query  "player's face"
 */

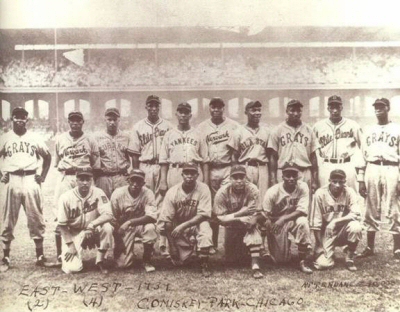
xmin=286 ymin=106 xmax=302 ymax=123
xmin=76 ymin=175 xmax=92 ymax=195
xmin=231 ymin=174 xmax=246 ymax=191
xmin=176 ymin=110 xmax=192 ymax=125
xmin=68 ymin=117 xmax=84 ymax=133
xmin=146 ymin=103 xmax=160 ymax=119
xmin=182 ymin=170 xmax=199 ymax=186
xmin=327 ymin=103 xmax=343 ymax=119
xmin=374 ymin=104 xmax=389 ymax=118
xmin=245 ymin=107 xmax=262 ymax=124
xmin=209 ymin=104 xmax=224 ymax=119
xmin=105 ymin=115 xmax=120 ymax=133
xmin=12 ymin=113 xmax=28 ymax=131
xmin=282 ymin=170 xmax=299 ymax=187
xmin=128 ymin=177 xmax=145 ymax=195
xmin=329 ymin=178 xmax=346 ymax=196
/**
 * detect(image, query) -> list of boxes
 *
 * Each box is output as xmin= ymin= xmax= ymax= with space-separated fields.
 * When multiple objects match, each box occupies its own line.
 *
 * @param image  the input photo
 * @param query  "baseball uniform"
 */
xmin=313 ymin=118 xmax=363 ymax=191
xmin=261 ymin=181 xmax=312 ymax=263
xmin=310 ymin=185 xmax=362 ymax=268
xmin=94 ymin=130 xmax=131 ymax=198
xmin=111 ymin=185 xmax=158 ymax=268
xmin=58 ymin=185 xmax=114 ymax=273
xmin=158 ymin=181 xmax=213 ymax=262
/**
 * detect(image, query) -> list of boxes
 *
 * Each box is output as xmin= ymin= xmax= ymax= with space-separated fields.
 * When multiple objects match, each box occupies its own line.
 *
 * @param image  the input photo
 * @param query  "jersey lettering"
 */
xmin=318 ymin=129 xmax=354 ymax=149
xmin=239 ymin=137 xmax=267 ymax=150
xmin=279 ymin=133 xmax=309 ymax=147
xmin=321 ymin=204 xmax=348 ymax=215
xmin=170 ymin=137 xmax=198 ymax=147
xmin=206 ymin=130 xmax=229 ymax=145
xmin=6 ymin=141 xmax=37 ymax=157
xmin=139 ymin=128 xmax=168 ymax=146
xmin=366 ymin=131 xmax=398 ymax=147
xmin=176 ymin=199 xmax=199 ymax=210
xmin=276 ymin=197 xmax=299 ymax=213
xmin=64 ymin=145 xmax=89 ymax=158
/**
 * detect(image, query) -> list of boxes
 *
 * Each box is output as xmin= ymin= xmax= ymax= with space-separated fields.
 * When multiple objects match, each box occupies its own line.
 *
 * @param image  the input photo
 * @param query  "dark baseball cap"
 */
xmin=68 ymin=111 xmax=84 ymax=120
xmin=177 ymin=102 xmax=192 ymax=112
xmin=146 ymin=95 xmax=161 ymax=105
xmin=330 ymin=169 xmax=346 ymax=180
xmin=105 ymin=107 xmax=120 ymax=117
xmin=12 ymin=106 xmax=28 ymax=117
xmin=281 ymin=162 xmax=301 ymax=173
xmin=128 ymin=169 xmax=145 ymax=181
xmin=286 ymin=99 xmax=303 ymax=108
xmin=328 ymin=95 xmax=342 ymax=105
xmin=230 ymin=165 xmax=246 ymax=176
xmin=373 ymin=98 xmax=390 ymax=108
xmin=76 ymin=167 xmax=93 ymax=177
xmin=182 ymin=162 xmax=198 ymax=173
xmin=245 ymin=101 xmax=262 ymax=110
xmin=209 ymin=97 xmax=225 ymax=107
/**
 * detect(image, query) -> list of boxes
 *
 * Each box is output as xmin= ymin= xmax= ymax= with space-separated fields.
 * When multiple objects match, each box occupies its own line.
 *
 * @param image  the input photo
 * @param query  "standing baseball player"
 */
xmin=111 ymin=169 xmax=158 ymax=272
xmin=261 ymin=162 xmax=313 ymax=274
xmin=94 ymin=108 xmax=132 ymax=198
xmin=158 ymin=162 xmax=213 ymax=277
xmin=213 ymin=165 xmax=263 ymax=279
xmin=313 ymin=95 xmax=363 ymax=191
xmin=159 ymin=102 xmax=209 ymax=192
xmin=269 ymin=99 xmax=319 ymax=194
xmin=310 ymin=169 xmax=362 ymax=271
xmin=0 ymin=107 xmax=52 ymax=272
xmin=196 ymin=97 xmax=239 ymax=254
xmin=52 ymin=111 xmax=100 ymax=265
xmin=58 ymin=167 xmax=114 ymax=274
xmin=357 ymin=98 xmax=400 ymax=259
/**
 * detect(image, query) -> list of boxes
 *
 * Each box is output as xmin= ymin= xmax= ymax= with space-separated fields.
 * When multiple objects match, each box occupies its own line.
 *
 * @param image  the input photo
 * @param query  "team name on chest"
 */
xmin=366 ymin=131 xmax=398 ymax=147
xmin=100 ymin=141 xmax=126 ymax=152
xmin=176 ymin=199 xmax=199 ymax=210
xmin=277 ymin=197 xmax=299 ymax=212
xmin=171 ymin=137 xmax=198 ymax=147
xmin=206 ymin=130 xmax=229 ymax=144
xmin=139 ymin=128 xmax=167 ymax=146
xmin=64 ymin=145 xmax=88 ymax=158
xmin=5 ymin=141 xmax=37 ymax=157
xmin=321 ymin=204 xmax=348 ymax=215
xmin=240 ymin=137 xmax=267 ymax=150
xmin=69 ymin=199 xmax=98 ymax=219
xmin=319 ymin=129 xmax=354 ymax=148
xmin=279 ymin=132 xmax=309 ymax=147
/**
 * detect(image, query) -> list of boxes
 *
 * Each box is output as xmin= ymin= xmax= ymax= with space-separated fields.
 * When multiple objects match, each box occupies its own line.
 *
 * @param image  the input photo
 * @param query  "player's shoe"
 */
xmin=356 ymin=247 xmax=375 ymax=258
xmin=200 ymin=262 xmax=211 ymax=278
xmin=36 ymin=255 xmax=50 ymax=267
xmin=97 ymin=261 xmax=109 ymax=274
xmin=143 ymin=262 xmax=156 ymax=273
xmin=251 ymin=262 xmax=263 ymax=279
xmin=159 ymin=245 xmax=170 ymax=258
xmin=42 ymin=255 xmax=62 ymax=268
xmin=299 ymin=260 xmax=313 ymax=274
xmin=209 ymin=247 xmax=217 ymax=255
xmin=394 ymin=249 xmax=400 ymax=260
xmin=0 ymin=257 xmax=10 ymax=273
xmin=345 ymin=260 xmax=357 ymax=272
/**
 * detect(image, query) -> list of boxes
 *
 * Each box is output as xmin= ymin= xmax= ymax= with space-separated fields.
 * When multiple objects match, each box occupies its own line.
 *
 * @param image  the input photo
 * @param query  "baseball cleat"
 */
xmin=300 ymin=260 xmax=313 ymax=274
xmin=200 ymin=263 xmax=211 ymax=278
xmin=252 ymin=269 xmax=264 ymax=279
xmin=209 ymin=247 xmax=217 ymax=255
xmin=42 ymin=255 xmax=62 ymax=268
xmin=159 ymin=245 xmax=170 ymax=257
xmin=0 ymin=257 xmax=10 ymax=273
xmin=143 ymin=262 xmax=156 ymax=273
xmin=356 ymin=247 xmax=375 ymax=258
xmin=345 ymin=260 xmax=357 ymax=272
xmin=394 ymin=250 xmax=400 ymax=260
xmin=97 ymin=261 xmax=109 ymax=274
xmin=36 ymin=255 xmax=49 ymax=267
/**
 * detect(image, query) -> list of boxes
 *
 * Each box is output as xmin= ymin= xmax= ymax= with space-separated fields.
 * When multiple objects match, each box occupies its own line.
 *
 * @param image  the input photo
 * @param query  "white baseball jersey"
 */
xmin=94 ymin=130 xmax=131 ymax=172
xmin=0 ymin=131 xmax=49 ymax=172
xmin=58 ymin=186 xmax=112 ymax=231
xmin=159 ymin=127 xmax=208 ymax=164
xmin=111 ymin=186 xmax=158 ymax=226
xmin=269 ymin=122 xmax=318 ymax=168
xmin=159 ymin=181 xmax=212 ymax=224
xmin=128 ymin=118 xmax=173 ymax=162
xmin=227 ymin=124 xmax=272 ymax=163
xmin=310 ymin=185 xmax=361 ymax=231
xmin=55 ymin=132 xmax=100 ymax=170
xmin=196 ymin=117 xmax=239 ymax=164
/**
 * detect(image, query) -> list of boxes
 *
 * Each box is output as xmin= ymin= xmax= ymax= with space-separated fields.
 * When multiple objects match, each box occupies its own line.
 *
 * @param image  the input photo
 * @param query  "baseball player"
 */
xmin=313 ymin=95 xmax=363 ymax=191
xmin=213 ymin=165 xmax=263 ymax=279
xmin=94 ymin=108 xmax=133 ymax=198
xmin=52 ymin=111 xmax=100 ymax=265
xmin=261 ymin=162 xmax=313 ymax=274
xmin=129 ymin=95 xmax=173 ymax=256
xmin=196 ymin=97 xmax=239 ymax=254
xmin=310 ymin=169 xmax=362 ymax=271
xmin=111 ymin=169 xmax=158 ymax=272
xmin=0 ymin=107 xmax=52 ymax=272
xmin=158 ymin=162 xmax=213 ymax=277
xmin=269 ymin=99 xmax=319 ymax=194
xmin=57 ymin=167 xmax=114 ymax=274
xmin=357 ymin=98 xmax=400 ymax=259
xmin=159 ymin=102 xmax=209 ymax=192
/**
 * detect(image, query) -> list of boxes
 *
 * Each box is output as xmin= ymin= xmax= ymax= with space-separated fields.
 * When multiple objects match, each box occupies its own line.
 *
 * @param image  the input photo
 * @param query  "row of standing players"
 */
xmin=0 ymin=95 xmax=399 ymax=279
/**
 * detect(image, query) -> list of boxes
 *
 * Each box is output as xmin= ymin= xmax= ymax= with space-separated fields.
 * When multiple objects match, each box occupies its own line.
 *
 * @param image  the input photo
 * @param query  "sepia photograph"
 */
xmin=1 ymin=0 xmax=400 ymax=311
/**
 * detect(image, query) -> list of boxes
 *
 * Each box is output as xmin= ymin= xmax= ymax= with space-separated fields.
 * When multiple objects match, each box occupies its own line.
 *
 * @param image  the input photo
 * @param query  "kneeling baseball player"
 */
xmin=158 ymin=163 xmax=213 ymax=277
xmin=111 ymin=169 xmax=158 ymax=272
xmin=57 ymin=167 xmax=114 ymax=274
xmin=310 ymin=169 xmax=362 ymax=271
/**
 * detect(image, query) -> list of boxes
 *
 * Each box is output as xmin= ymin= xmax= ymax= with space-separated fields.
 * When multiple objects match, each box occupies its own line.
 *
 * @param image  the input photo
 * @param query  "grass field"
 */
xmin=1 ymin=164 xmax=400 ymax=312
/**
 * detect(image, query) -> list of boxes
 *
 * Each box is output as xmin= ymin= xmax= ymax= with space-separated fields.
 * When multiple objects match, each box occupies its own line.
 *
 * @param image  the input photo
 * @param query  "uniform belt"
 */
xmin=60 ymin=169 xmax=77 ymax=175
xmin=210 ymin=163 xmax=231 ymax=169
xmin=100 ymin=169 xmax=128 ymax=176
xmin=369 ymin=160 xmax=399 ymax=166
xmin=241 ymin=160 xmax=267 ymax=167
xmin=324 ymin=157 xmax=350 ymax=164
xmin=170 ymin=163 xmax=185 ymax=168
xmin=141 ymin=159 xmax=159 ymax=165
xmin=10 ymin=169 xmax=36 ymax=176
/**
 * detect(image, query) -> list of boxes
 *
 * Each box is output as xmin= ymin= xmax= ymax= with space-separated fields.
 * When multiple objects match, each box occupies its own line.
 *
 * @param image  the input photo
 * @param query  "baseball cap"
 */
xmin=286 ymin=99 xmax=303 ymax=108
xmin=245 ymin=101 xmax=262 ymax=110
xmin=281 ymin=162 xmax=301 ymax=173
xmin=105 ymin=107 xmax=120 ymax=117
xmin=146 ymin=95 xmax=161 ymax=105
xmin=182 ymin=162 xmax=198 ymax=173
xmin=76 ymin=167 xmax=93 ymax=177
xmin=209 ymin=97 xmax=225 ymax=107
xmin=329 ymin=169 xmax=346 ymax=180
xmin=12 ymin=106 xmax=28 ymax=117
xmin=177 ymin=102 xmax=192 ymax=113
xmin=68 ymin=111 xmax=84 ymax=120
xmin=230 ymin=165 xmax=246 ymax=176
xmin=128 ymin=169 xmax=145 ymax=181
xmin=328 ymin=95 xmax=342 ymax=105
xmin=373 ymin=98 xmax=390 ymax=108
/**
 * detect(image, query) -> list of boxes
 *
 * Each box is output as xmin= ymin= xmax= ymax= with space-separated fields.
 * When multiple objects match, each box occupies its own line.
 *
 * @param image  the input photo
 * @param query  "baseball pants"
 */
xmin=167 ymin=166 xmax=203 ymax=189
xmin=140 ymin=163 xmax=163 ymax=207
xmin=95 ymin=174 xmax=128 ymax=199
xmin=1 ymin=174 xmax=45 ymax=242
xmin=209 ymin=166 xmax=231 ymax=198
xmin=245 ymin=164 xmax=269 ymax=199
xmin=54 ymin=173 xmax=77 ymax=217
xmin=319 ymin=162 xmax=357 ymax=191
xmin=115 ymin=223 xmax=158 ymax=269
xmin=61 ymin=223 xmax=114 ymax=274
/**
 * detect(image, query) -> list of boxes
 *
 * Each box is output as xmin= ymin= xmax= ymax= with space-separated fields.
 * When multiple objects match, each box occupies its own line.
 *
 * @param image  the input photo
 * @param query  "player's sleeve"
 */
xmin=34 ymin=134 xmax=50 ymax=158
xmin=196 ymin=184 xmax=212 ymax=218
xmin=267 ymin=127 xmax=279 ymax=152
xmin=127 ymin=124 xmax=142 ymax=155
xmin=57 ymin=193 xmax=69 ymax=226
xmin=54 ymin=135 xmax=61 ymax=167
xmin=346 ymin=187 xmax=361 ymax=221
xmin=309 ymin=190 xmax=323 ymax=230
xmin=198 ymin=133 xmax=209 ymax=163
xmin=295 ymin=182 xmax=310 ymax=216
xmin=213 ymin=187 xmax=228 ymax=216
xmin=89 ymin=135 xmax=101 ymax=169
xmin=97 ymin=189 xmax=113 ymax=218
xmin=261 ymin=188 xmax=275 ymax=218
xmin=227 ymin=128 xmax=240 ymax=151
xmin=247 ymin=183 xmax=261 ymax=211
xmin=158 ymin=130 xmax=170 ymax=164
xmin=110 ymin=190 xmax=122 ymax=227
xmin=143 ymin=189 xmax=158 ymax=221
xmin=309 ymin=126 xmax=320 ymax=153
xmin=0 ymin=134 xmax=6 ymax=159
xmin=158 ymin=188 xmax=176 ymax=222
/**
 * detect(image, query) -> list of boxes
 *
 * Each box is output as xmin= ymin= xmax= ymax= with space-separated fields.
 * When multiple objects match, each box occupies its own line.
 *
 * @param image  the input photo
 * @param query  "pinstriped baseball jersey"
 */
xmin=0 ymin=131 xmax=49 ymax=172
xmin=111 ymin=186 xmax=158 ymax=226
xmin=159 ymin=127 xmax=208 ymax=164
xmin=128 ymin=118 xmax=173 ymax=162
xmin=268 ymin=122 xmax=318 ymax=168
xmin=310 ymin=185 xmax=361 ymax=231
xmin=196 ymin=117 xmax=239 ymax=164
xmin=94 ymin=130 xmax=131 ymax=172
xmin=55 ymin=132 xmax=100 ymax=170
xmin=313 ymin=118 xmax=362 ymax=160
xmin=58 ymin=186 xmax=112 ymax=231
